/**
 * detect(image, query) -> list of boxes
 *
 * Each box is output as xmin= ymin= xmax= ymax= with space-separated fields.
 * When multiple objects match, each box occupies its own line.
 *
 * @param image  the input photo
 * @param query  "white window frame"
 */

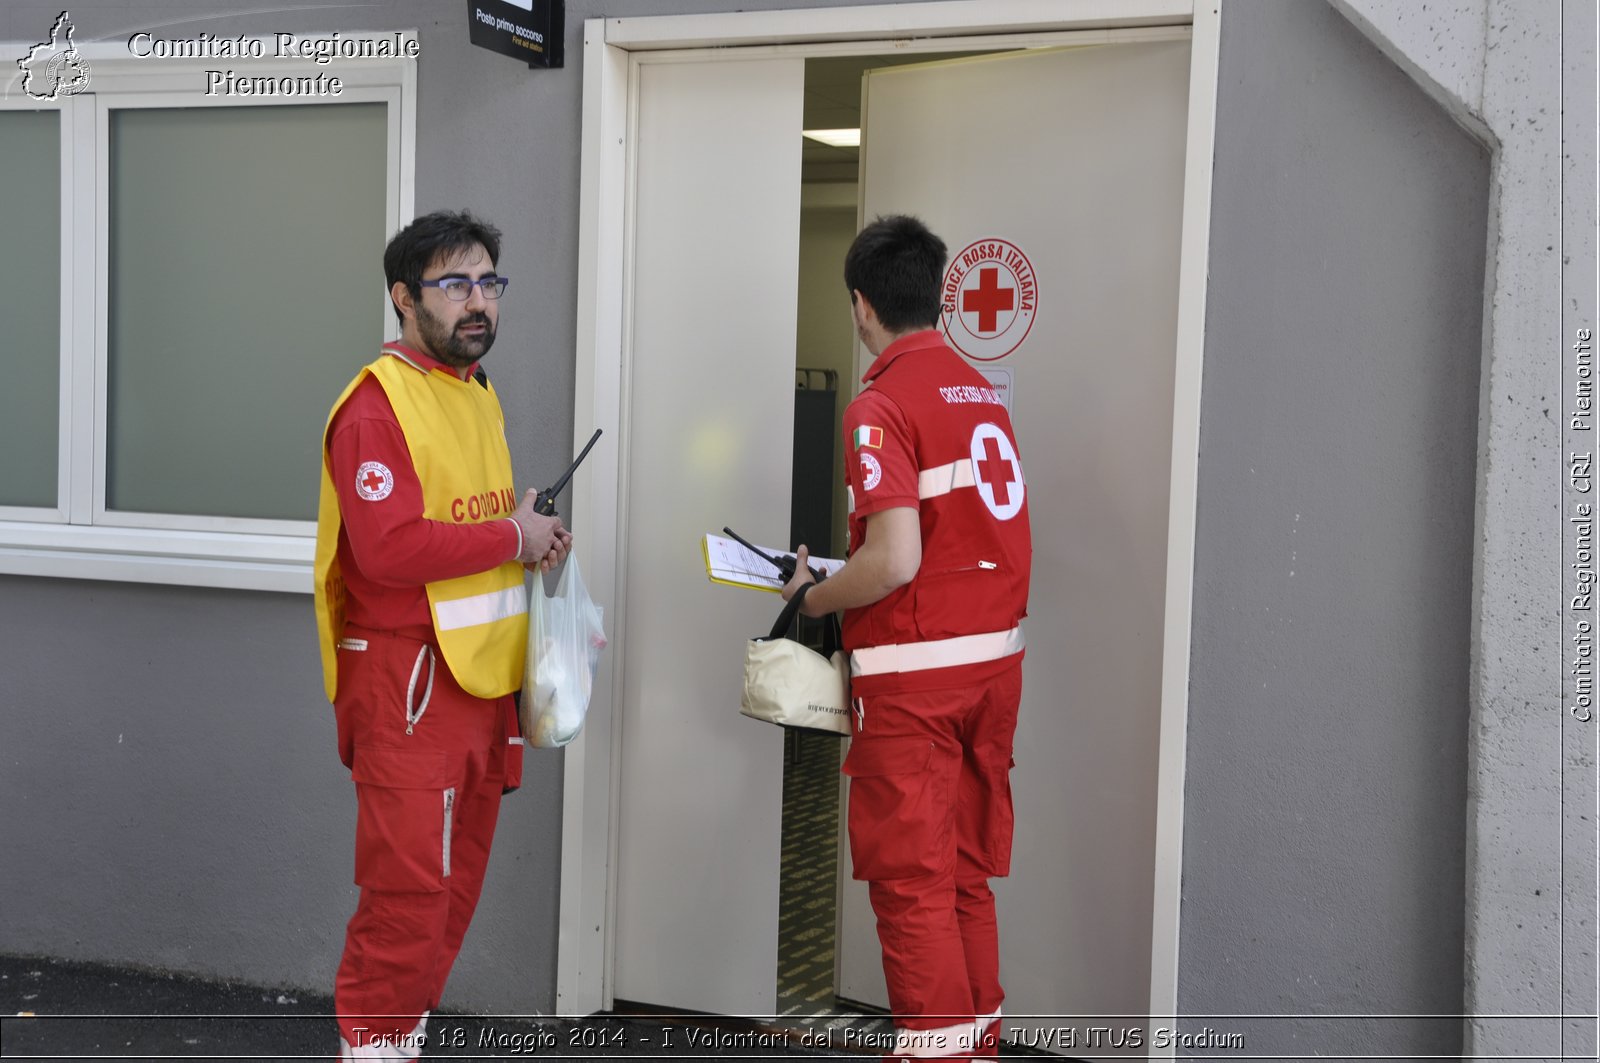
xmin=0 ymin=35 xmax=416 ymax=593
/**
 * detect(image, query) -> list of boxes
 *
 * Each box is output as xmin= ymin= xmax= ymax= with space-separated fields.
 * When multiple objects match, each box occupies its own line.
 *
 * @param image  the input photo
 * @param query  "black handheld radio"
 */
xmin=533 ymin=429 xmax=603 ymax=517
xmin=721 ymin=525 xmax=827 ymax=584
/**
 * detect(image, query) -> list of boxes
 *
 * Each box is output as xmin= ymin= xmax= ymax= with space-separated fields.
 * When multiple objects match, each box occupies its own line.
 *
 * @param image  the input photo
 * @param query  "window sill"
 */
xmin=0 ymin=522 xmax=313 ymax=594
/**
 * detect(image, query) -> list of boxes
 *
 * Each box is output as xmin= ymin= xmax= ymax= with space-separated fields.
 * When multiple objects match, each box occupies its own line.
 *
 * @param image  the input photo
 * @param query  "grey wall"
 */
xmin=1177 ymin=1 xmax=1489 ymax=1056
xmin=0 ymin=581 xmax=356 ymax=987
xmin=0 ymin=0 xmax=926 ymax=1016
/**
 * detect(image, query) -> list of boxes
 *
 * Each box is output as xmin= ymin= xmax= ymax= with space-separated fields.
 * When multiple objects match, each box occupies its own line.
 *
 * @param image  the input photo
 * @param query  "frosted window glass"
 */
xmin=0 ymin=111 xmax=61 ymax=509
xmin=106 ymin=104 xmax=387 ymax=520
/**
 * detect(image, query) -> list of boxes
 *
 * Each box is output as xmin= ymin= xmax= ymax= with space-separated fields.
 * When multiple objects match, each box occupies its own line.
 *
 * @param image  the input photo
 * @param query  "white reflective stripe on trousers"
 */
xmin=979 ymin=1006 xmax=1003 ymax=1049
xmin=339 ymin=1012 xmax=428 ymax=1060
xmin=892 ymin=1015 xmax=985 ymax=1058
xmin=433 ymin=586 xmax=527 ymax=631
xmin=917 ymin=458 xmax=976 ymax=499
xmin=850 ymin=627 xmax=1024 ymax=677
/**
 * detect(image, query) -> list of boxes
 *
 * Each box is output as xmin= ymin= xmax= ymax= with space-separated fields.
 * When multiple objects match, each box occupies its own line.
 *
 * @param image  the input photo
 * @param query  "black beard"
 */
xmin=417 ymin=304 xmax=496 ymax=368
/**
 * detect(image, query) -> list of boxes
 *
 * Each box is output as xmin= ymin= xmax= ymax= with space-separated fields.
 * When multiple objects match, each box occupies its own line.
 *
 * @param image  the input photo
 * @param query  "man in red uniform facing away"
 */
xmin=313 ymin=211 xmax=572 ymax=1060
xmin=783 ymin=215 xmax=1032 ymax=1063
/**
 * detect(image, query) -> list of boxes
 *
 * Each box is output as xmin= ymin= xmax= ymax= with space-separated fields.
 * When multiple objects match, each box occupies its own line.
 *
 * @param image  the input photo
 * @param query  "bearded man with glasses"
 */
xmin=313 ymin=210 xmax=571 ymax=1059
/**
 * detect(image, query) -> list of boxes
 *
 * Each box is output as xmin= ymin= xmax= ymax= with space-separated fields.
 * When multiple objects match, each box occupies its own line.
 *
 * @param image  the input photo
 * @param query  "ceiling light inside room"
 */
xmin=802 ymin=128 xmax=860 ymax=148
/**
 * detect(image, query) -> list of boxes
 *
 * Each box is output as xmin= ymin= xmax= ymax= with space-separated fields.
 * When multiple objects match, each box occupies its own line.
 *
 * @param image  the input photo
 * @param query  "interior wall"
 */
xmin=1176 ymin=1 xmax=1488 ymax=1055
xmin=795 ymin=200 xmax=859 ymax=556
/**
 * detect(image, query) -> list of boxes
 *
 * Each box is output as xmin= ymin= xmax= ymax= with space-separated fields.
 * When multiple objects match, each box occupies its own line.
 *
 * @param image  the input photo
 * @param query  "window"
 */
xmin=0 ymin=39 xmax=415 ymax=591
xmin=0 ymin=110 xmax=61 ymax=511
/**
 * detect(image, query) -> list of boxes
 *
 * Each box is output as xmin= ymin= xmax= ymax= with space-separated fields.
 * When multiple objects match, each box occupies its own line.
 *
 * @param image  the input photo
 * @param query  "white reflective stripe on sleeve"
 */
xmin=917 ymin=458 xmax=976 ymax=499
xmin=434 ymin=586 xmax=528 ymax=631
xmin=892 ymin=1016 xmax=985 ymax=1058
xmin=850 ymin=626 xmax=1024 ymax=677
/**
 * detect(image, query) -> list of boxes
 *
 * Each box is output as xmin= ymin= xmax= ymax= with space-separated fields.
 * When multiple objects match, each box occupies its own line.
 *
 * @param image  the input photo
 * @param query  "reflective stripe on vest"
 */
xmin=850 ymin=626 xmax=1024 ymax=677
xmin=434 ymin=586 xmax=527 ymax=632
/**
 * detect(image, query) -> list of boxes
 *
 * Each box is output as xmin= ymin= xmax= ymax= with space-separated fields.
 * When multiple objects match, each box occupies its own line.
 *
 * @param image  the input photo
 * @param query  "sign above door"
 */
xmin=468 ymin=0 xmax=564 ymax=68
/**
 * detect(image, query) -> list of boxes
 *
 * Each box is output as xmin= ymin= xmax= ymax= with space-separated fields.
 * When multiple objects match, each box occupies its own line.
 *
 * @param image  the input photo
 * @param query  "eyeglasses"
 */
xmin=418 ymin=276 xmax=509 ymax=301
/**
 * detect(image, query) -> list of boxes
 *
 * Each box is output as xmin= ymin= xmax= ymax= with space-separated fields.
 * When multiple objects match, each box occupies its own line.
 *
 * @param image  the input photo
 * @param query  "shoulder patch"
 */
xmin=852 ymin=425 xmax=884 ymax=450
xmin=355 ymin=461 xmax=395 ymax=502
xmin=859 ymin=452 xmax=883 ymax=491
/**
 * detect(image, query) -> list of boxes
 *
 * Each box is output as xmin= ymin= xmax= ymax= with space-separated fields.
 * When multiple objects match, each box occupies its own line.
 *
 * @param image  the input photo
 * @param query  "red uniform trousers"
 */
xmin=843 ymin=660 xmax=1022 ymax=1061
xmin=331 ymin=625 xmax=520 ymax=1059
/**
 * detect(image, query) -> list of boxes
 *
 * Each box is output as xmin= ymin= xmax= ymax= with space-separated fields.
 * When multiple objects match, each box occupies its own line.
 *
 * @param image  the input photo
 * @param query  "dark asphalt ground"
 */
xmin=0 ymin=955 xmax=848 ymax=1062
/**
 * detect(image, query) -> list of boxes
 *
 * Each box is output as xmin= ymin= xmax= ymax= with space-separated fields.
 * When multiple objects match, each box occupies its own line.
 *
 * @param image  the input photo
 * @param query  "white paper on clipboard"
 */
xmin=702 ymin=533 xmax=846 ymax=592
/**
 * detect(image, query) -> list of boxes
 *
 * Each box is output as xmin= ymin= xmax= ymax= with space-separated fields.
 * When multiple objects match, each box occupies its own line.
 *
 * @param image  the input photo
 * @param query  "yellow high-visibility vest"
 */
xmin=314 ymin=351 xmax=527 ymax=701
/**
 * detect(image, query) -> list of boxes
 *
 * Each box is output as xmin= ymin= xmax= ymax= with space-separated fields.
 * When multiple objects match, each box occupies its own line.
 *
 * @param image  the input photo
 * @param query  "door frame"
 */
xmin=562 ymin=0 xmax=1220 ymax=1047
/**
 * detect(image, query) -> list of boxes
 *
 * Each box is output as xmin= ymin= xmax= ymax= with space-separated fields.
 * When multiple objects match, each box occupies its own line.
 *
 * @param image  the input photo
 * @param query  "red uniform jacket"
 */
xmin=842 ymin=330 xmax=1033 ymax=695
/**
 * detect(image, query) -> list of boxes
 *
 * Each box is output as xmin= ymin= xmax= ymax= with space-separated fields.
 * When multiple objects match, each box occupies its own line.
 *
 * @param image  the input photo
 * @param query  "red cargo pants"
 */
xmin=331 ymin=626 xmax=522 ymax=1059
xmin=842 ymin=660 xmax=1022 ymax=1061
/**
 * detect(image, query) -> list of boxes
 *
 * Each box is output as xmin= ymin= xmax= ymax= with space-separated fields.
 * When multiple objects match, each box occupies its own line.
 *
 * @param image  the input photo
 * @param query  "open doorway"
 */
xmin=778 ymin=35 xmax=1194 ymax=1043
xmin=575 ymin=11 xmax=1215 ymax=1050
xmin=778 ymin=51 xmax=982 ymax=1033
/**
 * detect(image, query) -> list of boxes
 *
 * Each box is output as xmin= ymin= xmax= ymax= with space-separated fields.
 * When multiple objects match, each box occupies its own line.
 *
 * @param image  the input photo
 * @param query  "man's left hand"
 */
xmin=511 ymin=487 xmax=573 ymax=572
xmin=528 ymin=529 xmax=572 ymax=574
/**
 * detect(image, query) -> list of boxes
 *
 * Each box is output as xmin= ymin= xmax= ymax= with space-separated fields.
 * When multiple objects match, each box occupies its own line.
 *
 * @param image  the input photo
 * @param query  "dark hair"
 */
xmin=843 ymin=214 xmax=947 ymax=333
xmin=383 ymin=211 xmax=503 ymax=325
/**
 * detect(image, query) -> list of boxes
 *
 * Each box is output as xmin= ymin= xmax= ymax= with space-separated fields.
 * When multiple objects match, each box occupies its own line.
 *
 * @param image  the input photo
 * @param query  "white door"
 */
xmin=611 ymin=55 xmax=805 ymax=1016
xmin=836 ymin=41 xmax=1192 ymax=1042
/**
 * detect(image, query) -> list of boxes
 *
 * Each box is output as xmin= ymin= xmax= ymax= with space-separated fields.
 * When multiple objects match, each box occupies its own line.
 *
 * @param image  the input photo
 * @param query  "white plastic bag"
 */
xmin=520 ymin=552 xmax=607 ymax=749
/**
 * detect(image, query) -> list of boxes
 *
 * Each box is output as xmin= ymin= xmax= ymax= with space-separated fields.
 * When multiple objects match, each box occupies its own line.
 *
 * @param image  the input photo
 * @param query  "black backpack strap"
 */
xmin=821 ymin=610 xmax=843 ymax=660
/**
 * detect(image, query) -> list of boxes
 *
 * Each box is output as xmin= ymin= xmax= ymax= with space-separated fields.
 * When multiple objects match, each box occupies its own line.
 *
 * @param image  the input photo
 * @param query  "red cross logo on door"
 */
xmin=941 ymin=238 xmax=1038 ymax=362
xmin=962 ymin=268 xmax=1016 ymax=334
xmin=969 ymin=424 xmax=1024 ymax=520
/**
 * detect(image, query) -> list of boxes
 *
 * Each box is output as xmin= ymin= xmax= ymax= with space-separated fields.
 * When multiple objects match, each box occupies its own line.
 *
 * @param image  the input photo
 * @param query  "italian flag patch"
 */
xmin=852 ymin=425 xmax=884 ymax=450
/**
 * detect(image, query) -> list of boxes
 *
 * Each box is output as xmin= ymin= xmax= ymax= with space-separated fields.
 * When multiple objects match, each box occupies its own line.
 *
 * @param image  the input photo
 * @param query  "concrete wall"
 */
xmin=1559 ymin=3 xmax=1600 ymax=1058
xmin=0 ymin=0 xmax=920 ymax=1015
xmin=1331 ymin=0 xmax=1586 ymax=1056
xmin=1177 ymin=1 xmax=1489 ymax=1056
